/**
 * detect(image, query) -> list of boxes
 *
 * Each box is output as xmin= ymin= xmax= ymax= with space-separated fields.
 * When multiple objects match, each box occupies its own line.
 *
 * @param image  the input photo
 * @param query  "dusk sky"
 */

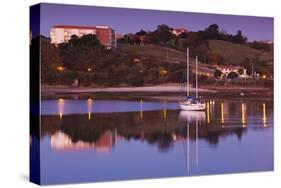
xmin=39 ymin=3 xmax=273 ymax=42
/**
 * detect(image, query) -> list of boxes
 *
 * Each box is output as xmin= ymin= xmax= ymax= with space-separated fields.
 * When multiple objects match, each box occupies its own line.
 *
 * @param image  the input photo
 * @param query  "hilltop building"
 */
xmin=50 ymin=25 xmax=116 ymax=48
xmin=215 ymin=65 xmax=248 ymax=78
xmin=172 ymin=28 xmax=189 ymax=36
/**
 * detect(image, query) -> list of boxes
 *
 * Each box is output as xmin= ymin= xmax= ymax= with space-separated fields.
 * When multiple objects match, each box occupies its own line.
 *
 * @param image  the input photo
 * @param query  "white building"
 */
xmin=172 ymin=28 xmax=188 ymax=36
xmin=215 ymin=65 xmax=248 ymax=78
xmin=50 ymin=25 xmax=116 ymax=48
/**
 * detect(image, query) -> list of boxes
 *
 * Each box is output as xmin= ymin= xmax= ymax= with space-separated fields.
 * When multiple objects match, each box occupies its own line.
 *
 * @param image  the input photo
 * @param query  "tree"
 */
xmin=183 ymin=32 xmax=205 ymax=49
xmin=202 ymin=24 xmax=220 ymax=39
xmin=233 ymin=30 xmax=247 ymax=44
xmin=40 ymin=36 xmax=63 ymax=83
xmin=214 ymin=69 xmax=223 ymax=78
xmin=227 ymin=71 xmax=239 ymax=79
xmin=59 ymin=34 xmax=105 ymax=71
xmin=147 ymin=24 xmax=174 ymax=45
xmin=135 ymin=29 xmax=147 ymax=36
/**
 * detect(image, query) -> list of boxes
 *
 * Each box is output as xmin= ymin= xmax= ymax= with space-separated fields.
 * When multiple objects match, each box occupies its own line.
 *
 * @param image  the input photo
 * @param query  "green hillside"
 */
xmin=119 ymin=44 xmax=209 ymax=68
xmin=120 ymin=44 xmax=185 ymax=62
xmin=208 ymin=40 xmax=273 ymax=65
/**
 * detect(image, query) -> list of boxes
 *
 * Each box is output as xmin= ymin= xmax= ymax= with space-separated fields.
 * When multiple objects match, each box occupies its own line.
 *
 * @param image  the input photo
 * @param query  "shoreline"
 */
xmin=42 ymin=84 xmax=216 ymax=94
xmin=41 ymin=84 xmax=273 ymax=100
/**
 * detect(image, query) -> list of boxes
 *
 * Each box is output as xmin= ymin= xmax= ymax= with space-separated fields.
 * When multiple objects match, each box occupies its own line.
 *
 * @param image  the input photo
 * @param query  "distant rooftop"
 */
xmin=52 ymin=25 xmax=111 ymax=30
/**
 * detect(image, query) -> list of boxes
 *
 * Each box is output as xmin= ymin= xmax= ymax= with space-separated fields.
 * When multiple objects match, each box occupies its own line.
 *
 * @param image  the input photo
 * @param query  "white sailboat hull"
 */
xmin=179 ymin=102 xmax=206 ymax=111
xmin=179 ymin=49 xmax=206 ymax=111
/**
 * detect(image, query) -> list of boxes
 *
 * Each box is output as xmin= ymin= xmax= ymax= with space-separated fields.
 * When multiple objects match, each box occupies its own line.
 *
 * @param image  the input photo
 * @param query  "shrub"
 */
xmin=214 ymin=69 xmax=223 ymax=78
xmin=227 ymin=71 xmax=239 ymax=79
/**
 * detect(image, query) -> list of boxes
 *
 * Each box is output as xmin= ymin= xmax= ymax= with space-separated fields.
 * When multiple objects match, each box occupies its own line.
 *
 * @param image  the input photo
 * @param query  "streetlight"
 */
xmin=57 ymin=66 xmax=64 ymax=72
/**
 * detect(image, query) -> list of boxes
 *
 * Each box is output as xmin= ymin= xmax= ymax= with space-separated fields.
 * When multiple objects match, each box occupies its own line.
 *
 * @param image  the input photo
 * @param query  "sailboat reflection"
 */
xmin=178 ymin=110 xmax=206 ymax=174
xmin=179 ymin=110 xmax=206 ymax=122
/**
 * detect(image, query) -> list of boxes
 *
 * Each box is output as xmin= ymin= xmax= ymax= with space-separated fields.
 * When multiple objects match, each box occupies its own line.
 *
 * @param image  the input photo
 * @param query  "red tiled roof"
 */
xmin=173 ymin=28 xmax=189 ymax=33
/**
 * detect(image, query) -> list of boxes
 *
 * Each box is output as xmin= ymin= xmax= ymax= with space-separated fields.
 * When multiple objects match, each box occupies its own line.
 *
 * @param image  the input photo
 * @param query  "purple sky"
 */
xmin=40 ymin=3 xmax=273 ymax=42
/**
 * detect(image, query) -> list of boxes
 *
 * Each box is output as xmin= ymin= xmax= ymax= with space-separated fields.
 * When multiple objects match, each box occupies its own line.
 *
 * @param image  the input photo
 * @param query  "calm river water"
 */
xmin=35 ymin=97 xmax=273 ymax=184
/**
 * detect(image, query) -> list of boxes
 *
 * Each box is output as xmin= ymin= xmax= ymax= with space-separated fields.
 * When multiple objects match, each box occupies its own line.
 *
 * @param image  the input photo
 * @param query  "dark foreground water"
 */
xmin=35 ymin=98 xmax=273 ymax=184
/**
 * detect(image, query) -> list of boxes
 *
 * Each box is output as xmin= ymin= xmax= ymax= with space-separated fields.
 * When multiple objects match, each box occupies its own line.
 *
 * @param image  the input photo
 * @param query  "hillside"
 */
xmin=208 ymin=40 xmax=273 ymax=65
xmin=119 ymin=44 xmax=210 ymax=68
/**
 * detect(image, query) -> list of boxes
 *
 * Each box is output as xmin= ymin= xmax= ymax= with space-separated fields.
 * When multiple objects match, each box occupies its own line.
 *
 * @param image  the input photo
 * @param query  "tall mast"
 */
xmin=186 ymin=48 xmax=189 ymax=96
xmin=196 ymin=56 xmax=198 ymax=98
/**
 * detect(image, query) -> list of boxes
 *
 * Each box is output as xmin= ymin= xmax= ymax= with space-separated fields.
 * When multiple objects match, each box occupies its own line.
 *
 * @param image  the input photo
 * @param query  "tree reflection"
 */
xmin=40 ymin=100 xmax=272 ymax=153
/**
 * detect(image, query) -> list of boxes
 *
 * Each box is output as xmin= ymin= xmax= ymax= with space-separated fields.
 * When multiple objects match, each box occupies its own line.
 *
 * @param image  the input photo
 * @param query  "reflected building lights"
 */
xmin=50 ymin=131 xmax=115 ymax=152
xmin=210 ymin=100 xmax=215 ymax=118
xmin=241 ymin=103 xmax=246 ymax=127
xmin=263 ymin=103 xmax=267 ymax=128
xmin=140 ymin=99 xmax=143 ymax=120
xmin=58 ymin=98 xmax=64 ymax=119
xmin=163 ymin=99 xmax=167 ymax=120
xmin=221 ymin=102 xmax=224 ymax=124
xmin=87 ymin=98 xmax=93 ymax=120
xmin=207 ymin=102 xmax=210 ymax=124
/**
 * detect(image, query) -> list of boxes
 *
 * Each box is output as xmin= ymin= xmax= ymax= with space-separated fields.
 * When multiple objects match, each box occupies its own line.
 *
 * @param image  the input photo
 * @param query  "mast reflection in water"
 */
xmin=38 ymin=98 xmax=273 ymax=184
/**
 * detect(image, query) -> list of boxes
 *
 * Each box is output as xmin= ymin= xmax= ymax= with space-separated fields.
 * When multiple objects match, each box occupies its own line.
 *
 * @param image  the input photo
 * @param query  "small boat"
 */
xmin=179 ymin=48 xmax=206 ymax=111
xmin=179 ymin=97 xmax=206 ymax=111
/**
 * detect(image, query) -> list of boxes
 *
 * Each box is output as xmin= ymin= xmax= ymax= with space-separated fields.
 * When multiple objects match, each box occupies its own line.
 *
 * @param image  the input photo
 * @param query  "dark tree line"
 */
xmin=36 ymin=34 xmax=185 ymax=86
xmin=118 ymin=24 xmax=249 ymax=47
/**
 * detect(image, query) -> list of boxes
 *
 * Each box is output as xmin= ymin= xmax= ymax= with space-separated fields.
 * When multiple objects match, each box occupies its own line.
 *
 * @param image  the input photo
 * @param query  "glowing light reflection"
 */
xmin=221 ymin=102 xmax=224 ymax=124
xmin=87 ymin=98 xmax=93 ymax=120
xmin=207 ymin=102 xmax=210 ymax=124
xmin=241 ymin=103 xmax=246 ymax=127
xmin=140 ymin=99 xmax=143 ymax=120
xmin=58 ymin=98 xmax=64 ymax=119
xmin=263 ymin=103 xmax=267 ymax=127
xmin=163 ymin=100 xmax=167 ymax=120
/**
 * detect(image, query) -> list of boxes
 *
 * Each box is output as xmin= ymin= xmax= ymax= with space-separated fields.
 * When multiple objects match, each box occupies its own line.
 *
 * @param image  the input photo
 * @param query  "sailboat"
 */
xmin=179 ymin=48 xmax=206 ymax=111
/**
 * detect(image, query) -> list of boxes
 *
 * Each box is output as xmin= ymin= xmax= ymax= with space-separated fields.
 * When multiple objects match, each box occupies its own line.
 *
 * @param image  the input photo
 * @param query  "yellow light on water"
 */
xmin=87 ymin=98 xmax=93 ymax=120
xmin=140 ymin=99 xmax=143 ymax=120
xmin=140 ymin=110 xmax=143 ymax=120
xmin=207 ymin=102 xmax=210 ymax=124
xmin=221 ymin=102 xmax=224 ymax=124
xmin=163 ymin=100 xmax=167 ymax=120
xmin=58 ymin=98 xmax=64 ymax=119
xmin=263 ymin=103 xmax=267 ymax=127
xmin=241 ymin=103 xmax=246 ymax=127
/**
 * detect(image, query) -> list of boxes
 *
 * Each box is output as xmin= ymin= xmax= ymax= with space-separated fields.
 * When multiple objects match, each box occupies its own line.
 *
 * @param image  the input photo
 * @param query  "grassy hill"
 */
xmin=208 ymin=40 xmax=273 ymax=65
xmin=119 ymin=44 xmax=210 ymax=68
xmin=120 ymin=44 xmax=185 ymax=62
